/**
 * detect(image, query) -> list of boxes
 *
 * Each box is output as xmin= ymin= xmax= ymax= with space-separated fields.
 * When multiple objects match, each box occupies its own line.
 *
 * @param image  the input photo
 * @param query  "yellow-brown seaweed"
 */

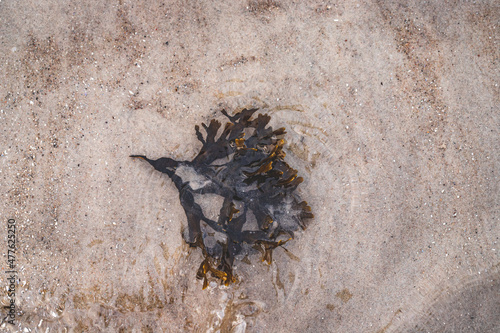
xmin=131 ymin=109 xmax=313 ymax=288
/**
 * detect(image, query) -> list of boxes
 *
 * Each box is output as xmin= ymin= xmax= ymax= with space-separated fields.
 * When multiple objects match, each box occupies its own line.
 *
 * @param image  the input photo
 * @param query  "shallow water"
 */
xmin=1 ymin=0 xmax=499 ymax=332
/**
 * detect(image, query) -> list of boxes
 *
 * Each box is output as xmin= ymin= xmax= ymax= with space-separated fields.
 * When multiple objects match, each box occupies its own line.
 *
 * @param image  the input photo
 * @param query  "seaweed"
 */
xmin=131 ymin=108 xmax=313 ymax=288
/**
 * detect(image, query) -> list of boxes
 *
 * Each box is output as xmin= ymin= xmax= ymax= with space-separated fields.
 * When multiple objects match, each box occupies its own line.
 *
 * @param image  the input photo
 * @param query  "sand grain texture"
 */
xmin=0 ymin=0 xmax=499 ymax=332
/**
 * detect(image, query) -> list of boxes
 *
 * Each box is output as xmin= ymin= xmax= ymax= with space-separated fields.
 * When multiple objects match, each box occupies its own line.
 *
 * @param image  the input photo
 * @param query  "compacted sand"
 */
xmin=1 ymin=1 xmax=498 ymax=332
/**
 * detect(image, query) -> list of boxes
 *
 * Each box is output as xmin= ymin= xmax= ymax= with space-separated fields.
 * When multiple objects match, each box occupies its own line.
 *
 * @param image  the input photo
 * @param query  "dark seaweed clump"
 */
xmin=131 ymin=109 xmax=313 ymax=288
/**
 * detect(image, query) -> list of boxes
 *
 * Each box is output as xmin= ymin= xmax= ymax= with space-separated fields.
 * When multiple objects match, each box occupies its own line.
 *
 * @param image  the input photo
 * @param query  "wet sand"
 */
xmin=1 ymin=0 xmax=499 ymax=332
